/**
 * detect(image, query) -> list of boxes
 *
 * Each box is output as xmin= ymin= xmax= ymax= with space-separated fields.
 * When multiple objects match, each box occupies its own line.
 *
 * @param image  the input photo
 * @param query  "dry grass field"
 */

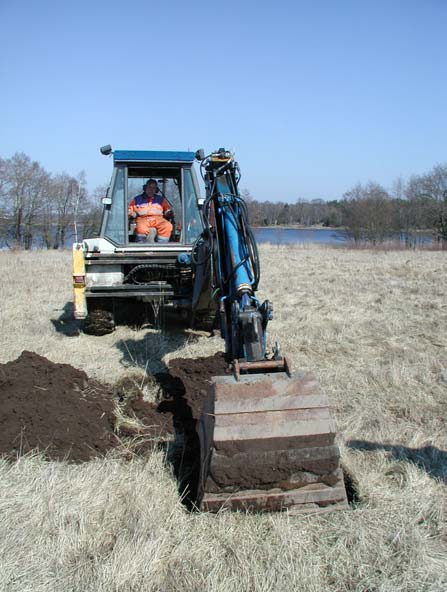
xmin=0 ymin=245 xmax=446 ymax=591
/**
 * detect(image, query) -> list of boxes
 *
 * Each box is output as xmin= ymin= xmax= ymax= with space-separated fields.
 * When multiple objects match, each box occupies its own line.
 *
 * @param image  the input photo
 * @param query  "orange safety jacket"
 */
xmin=128 ymin=193 xmax=172 ymax=236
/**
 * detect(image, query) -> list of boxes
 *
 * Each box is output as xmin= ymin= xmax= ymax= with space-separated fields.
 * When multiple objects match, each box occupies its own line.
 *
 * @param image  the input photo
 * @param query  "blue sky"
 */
xmin=1 ymin=0 xmax=446 ymax=201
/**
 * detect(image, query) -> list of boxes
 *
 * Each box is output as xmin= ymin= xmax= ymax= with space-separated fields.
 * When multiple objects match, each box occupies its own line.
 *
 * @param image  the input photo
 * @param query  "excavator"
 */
xmin=73 ymin=146 xmax=347 ymax=513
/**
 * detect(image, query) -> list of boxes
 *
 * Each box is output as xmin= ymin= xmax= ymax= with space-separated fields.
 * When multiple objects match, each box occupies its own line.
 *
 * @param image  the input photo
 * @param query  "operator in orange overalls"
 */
xmin=128 ymin=179 xmax=173 ymax=243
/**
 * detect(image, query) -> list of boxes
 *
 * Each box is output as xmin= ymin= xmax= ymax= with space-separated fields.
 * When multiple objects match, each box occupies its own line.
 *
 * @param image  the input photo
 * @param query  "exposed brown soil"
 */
xmin=0 ymin=351 xmax=118 ymax=461
xmin=123 ymin=396 xmax=174 ymax=438
xmin=154 ymin=352 xmax=230 ymax=507
xmin=0 ymin=351 xmax=172 ymax=461
xmin=0 ymin=350 xmax=229 ymax=468
xmin=156 ymin=352 xmax=230 ymax=423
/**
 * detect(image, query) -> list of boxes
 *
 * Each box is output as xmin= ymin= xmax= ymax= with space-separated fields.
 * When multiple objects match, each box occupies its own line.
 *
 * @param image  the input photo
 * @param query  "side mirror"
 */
xmin=195 ymin=148 xmax=205 ymax=161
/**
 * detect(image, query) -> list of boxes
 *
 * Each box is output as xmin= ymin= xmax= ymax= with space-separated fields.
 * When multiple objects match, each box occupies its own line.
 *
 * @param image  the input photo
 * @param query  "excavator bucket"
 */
xmin=197 ymin=371 xmax=348 ymax=514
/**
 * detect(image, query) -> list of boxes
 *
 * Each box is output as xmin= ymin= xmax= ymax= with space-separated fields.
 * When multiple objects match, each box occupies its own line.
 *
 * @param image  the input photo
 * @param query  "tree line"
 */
xmin=1 ymin=152 xmax=446 ymax=248
xmin=0 ymin=153 xmax=103 ymax=249
xmin=244 ymin=163 xmax=447 ymax=246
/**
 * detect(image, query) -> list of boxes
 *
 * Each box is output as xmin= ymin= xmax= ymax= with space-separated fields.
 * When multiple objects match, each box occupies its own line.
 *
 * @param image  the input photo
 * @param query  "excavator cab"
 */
xmin=101 ymin=150 xmax=203 ymax=247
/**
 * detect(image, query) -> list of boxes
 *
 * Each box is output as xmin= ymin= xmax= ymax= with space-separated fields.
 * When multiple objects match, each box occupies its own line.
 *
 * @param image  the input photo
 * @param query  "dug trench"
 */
xmin=0 ymin=351 xmax=358 ymax=508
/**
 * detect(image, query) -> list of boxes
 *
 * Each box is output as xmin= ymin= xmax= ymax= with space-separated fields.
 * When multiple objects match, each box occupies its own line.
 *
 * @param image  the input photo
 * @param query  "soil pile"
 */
xmin=0 ymin=351 xmax=172 ymax=462
xmin=0 ymin=351 xmax=117 ymax=461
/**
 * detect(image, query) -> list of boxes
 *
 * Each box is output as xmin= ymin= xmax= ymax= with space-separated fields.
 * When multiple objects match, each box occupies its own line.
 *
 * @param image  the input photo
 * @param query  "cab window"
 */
xmin=183 ymin=168 xmax=201 ymax=244
xmin=104 ymin=167 xmax=126 ymax=244
xmin=127 ymin=175 xmax=181 ymax=243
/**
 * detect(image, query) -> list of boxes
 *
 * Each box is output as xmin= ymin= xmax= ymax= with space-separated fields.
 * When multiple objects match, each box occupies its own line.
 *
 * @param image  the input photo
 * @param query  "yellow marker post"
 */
xmin=72 ymin=243 xmax=87 ymax=319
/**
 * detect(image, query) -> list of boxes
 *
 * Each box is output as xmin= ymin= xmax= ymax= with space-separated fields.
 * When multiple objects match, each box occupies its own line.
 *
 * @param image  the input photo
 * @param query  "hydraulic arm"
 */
xmin=197 ymin=148 xmax=287 ymax=376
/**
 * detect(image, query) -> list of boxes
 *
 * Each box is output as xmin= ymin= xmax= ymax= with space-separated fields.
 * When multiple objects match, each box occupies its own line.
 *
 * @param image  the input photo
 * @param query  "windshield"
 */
xmin=128 ymin=173 xmax=181 ymax=244
xmin=103 ymin=165 xmax=202 ymax=246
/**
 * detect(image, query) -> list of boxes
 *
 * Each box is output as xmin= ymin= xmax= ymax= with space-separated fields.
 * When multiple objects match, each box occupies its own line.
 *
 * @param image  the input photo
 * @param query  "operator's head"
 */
xmin=144 ymin=179 xmax=158 ymax=197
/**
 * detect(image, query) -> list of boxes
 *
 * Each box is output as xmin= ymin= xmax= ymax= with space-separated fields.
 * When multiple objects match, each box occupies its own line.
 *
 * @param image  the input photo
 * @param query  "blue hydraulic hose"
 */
xmin=221 ymin=200 xmax=254 ymax=295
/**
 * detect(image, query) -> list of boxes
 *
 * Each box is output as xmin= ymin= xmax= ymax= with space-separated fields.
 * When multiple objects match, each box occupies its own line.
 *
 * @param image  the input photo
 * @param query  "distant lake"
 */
xmin=253 ymin=227 xmax=346 ymax=245
xmin=253 ymin=227 xmax=433 ymax=245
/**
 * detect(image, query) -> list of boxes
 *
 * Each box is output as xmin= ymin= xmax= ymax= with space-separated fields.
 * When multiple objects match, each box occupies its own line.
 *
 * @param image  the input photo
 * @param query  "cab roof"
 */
xmin=113 ymin=150 xmax=196 ymax=163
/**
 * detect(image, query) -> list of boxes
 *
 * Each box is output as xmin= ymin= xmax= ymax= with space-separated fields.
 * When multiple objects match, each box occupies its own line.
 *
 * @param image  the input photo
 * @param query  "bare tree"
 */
xmin=435 ymin=190 xmax=447 ymax=245
xmin=341 ymin=183 xmax=366 ymax=242
xmin=403 ymin=164 xmax=447 ymax=246
xmin=22 ymin=167 xmax=50 ymax=249
xmin=342 ymin=182 xmax=394 ymax=244
xmin=77 ymin=184 xmax=105 ymax=239
xmin=0 ymin=157 xmax=7 ymax=242
xmin=240 ymin=188 xmax=253 ymax=202
xmin=0 ymin=153 xmax=50 ymax=248
xmin=362 ymin=183 xmax=395 ymax=244
xmin=47 ymin=171 xmax=88 ymax=248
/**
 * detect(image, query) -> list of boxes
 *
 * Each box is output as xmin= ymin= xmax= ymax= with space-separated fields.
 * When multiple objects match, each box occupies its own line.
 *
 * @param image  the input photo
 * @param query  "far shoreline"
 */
xmin=253 ymin=225 xmax=434 ymax=234
xmin=253 ymin=225 xmax=343 ymax=230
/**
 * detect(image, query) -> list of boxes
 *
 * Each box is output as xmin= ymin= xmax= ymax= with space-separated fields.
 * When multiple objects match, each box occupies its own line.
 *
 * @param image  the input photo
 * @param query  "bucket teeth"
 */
xmin=197 ymin=372 xmax=348 ymax=514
